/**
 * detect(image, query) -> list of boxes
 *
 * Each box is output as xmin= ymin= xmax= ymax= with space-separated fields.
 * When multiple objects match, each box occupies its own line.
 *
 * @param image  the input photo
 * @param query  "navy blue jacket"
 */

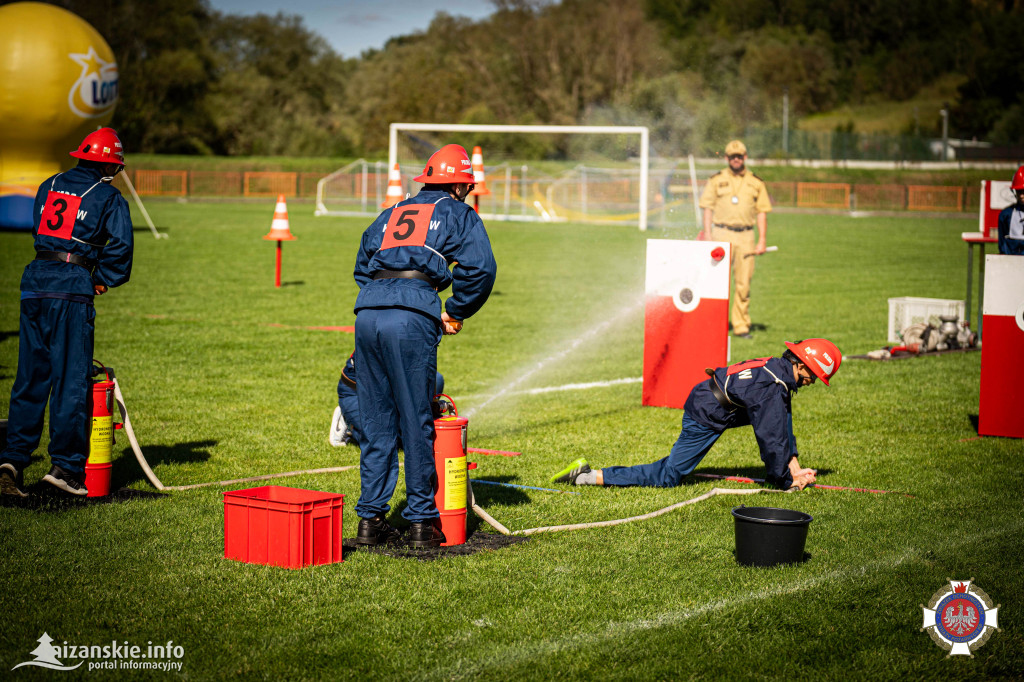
xmin=353 ymin=190 xmax=497 ymax=322
xmin=22 ymin=165 xmax=133 ymax=297
xmin=997 ymin=205 xmax=1024 ymax=255
xmin=684 ymin=356 xmax=799 ymax=488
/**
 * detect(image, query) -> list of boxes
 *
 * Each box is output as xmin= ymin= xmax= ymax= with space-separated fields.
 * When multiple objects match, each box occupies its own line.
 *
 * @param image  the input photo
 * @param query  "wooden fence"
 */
xmin=118 ymin=169 xmax=981 ymax=213
xmin=765 ymin=181 xmax=978 ymax=212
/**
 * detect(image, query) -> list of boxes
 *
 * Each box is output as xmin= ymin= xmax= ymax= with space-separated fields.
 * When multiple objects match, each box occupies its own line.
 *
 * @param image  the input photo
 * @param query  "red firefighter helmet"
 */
xmin=1011 ymin=165 xmax=1024 ymax=190
xmin=413 ymin=144 xmax=475 ymax=184
xmin=784 ymin=338 xmax=842 ymax=386
xmin=69 ymin=127 xmax=125 ymax=165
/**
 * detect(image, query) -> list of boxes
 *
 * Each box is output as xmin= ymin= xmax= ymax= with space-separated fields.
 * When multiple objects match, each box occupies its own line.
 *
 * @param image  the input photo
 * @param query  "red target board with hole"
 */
xmin=979 ymin=255 xmax=1024 ymax=438
xmin=980 ymin=180 xmax=1013 ymax=238
xmin=643 ymin=239 xmax=730 ymax=409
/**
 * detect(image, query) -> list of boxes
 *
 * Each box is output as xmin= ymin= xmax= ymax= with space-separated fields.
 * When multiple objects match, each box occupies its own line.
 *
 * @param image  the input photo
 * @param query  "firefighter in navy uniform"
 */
xmin=0 ymin=128 xmax=133 ymax=497
xmin=352 ymin=144 xmax=496 ymax=548
xmin=552 ymin=339 xmax=841 ymax=492
xmin=997 ymin=165 xmax=1024 ymax=255
xmin=699 ymin=140 xmax=772 ymax=339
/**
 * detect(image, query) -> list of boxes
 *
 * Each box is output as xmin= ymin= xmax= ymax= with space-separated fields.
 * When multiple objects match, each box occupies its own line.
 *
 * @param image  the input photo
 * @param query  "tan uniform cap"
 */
xmin=725 ymin=140 xmax=747 ymax=156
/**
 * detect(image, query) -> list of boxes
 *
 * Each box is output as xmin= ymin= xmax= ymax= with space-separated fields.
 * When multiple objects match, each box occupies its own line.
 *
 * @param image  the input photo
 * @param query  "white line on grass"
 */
xmin=463 ymin=295 xmax=644 ymax=418
xmin=457 ymin=377 xmax=642 ymax=403
xmin=522 ymin=376 xmax=642 ymax=395
xmin=420 ymin=520 xmax=1022 ymax=681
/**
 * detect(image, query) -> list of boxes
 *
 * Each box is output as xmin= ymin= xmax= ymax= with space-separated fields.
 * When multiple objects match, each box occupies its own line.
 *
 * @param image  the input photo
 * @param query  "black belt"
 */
xmin=35 ymin=251 xmax=97 ymax=270
xmin=373 ymin=269 xmax=434 ymax=285
xmin=706 ymin=377 xmax=740 ymax=412
xmin=713 ymin=224 xmax=754 ymax=232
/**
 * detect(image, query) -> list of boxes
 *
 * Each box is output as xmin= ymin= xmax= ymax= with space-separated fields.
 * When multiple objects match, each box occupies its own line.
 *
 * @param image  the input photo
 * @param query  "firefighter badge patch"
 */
xmin=921 ymin=579 xmax=1000 ymax=656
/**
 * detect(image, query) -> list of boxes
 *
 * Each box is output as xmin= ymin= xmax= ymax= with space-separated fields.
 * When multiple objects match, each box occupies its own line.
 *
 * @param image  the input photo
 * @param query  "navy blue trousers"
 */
xmin=602 ymin=413 xmax=722 ymax=487
xmin=338 ymin=371 xmax=443 ymax=451
xmin=354 ymin=307 xmax=441 ymax=522
xmin=2 ymin=297 xmax=95 ymax=474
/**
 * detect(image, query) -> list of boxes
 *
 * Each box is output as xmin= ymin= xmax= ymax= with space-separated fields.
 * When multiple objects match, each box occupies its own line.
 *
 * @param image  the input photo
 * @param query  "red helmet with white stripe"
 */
xmin=413 ymin=144 xmax=475 ymax=184
xmin=69 ymin=127 xmax=125 ymax=165
xmin=785 ymin=338 xmax=841 ymax=386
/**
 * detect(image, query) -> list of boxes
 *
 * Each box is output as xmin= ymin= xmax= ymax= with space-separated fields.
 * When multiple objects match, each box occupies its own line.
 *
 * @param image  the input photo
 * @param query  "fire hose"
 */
xmin=467 ymin=478 xmax=786 ymax=536
xmin=112 ymin=371 xmax=359 ymax=492
xmin=111 ymin=373 xmax=790 ymax=536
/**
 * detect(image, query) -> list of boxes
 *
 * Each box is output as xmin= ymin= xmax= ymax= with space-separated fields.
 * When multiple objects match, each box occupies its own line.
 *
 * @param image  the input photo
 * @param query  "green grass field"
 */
xmin=1 ymin=201 xmax=1021 ymax=680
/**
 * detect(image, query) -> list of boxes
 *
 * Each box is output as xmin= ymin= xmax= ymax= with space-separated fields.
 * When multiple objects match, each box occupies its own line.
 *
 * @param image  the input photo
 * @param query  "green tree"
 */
xmin=43 ymin=0 xmax=219 ymax=153
xmin=204 ymin=11 xmax=355 ymax=156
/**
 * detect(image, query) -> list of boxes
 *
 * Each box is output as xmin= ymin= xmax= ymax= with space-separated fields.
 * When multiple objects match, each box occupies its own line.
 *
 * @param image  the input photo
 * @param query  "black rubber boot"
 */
xmin=356 ymin=514 xmax=401 ymax=546
xmin=408 ymin=519 xmax=446 ymax=548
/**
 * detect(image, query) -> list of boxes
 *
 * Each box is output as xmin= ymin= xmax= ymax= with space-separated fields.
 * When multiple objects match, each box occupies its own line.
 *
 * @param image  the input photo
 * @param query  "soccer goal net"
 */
xmin=317 ymin=123 xmax=703 ymax=234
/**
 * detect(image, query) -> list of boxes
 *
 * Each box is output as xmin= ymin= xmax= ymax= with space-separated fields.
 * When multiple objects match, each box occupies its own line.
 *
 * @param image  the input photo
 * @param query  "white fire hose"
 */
xmin=111 ymin=371 xmax=358 ymax=492
xmin=467 ymin=479 xmax=786 ymax=536
xmin=111 ymin=371 xmax=783 ymax=534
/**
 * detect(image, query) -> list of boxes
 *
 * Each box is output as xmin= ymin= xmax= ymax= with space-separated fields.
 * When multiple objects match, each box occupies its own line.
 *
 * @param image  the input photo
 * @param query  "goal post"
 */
xmin=388 ymin=122 xmax=651 ymax=231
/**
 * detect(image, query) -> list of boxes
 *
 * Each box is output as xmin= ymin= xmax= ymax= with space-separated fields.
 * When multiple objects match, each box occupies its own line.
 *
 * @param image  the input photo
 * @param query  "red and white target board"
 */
xmin=979 ymin=180 xmax=1013 ymax=238
xmin=643 ymin=239 xmax=730 ymax=409
xmin=979 ymin=255 xmax=1024 ymax=438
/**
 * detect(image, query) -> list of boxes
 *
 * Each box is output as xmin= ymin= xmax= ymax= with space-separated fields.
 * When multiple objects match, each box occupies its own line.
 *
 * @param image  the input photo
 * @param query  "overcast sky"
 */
xmin=207 ymin=0 xmax=497 ymax=59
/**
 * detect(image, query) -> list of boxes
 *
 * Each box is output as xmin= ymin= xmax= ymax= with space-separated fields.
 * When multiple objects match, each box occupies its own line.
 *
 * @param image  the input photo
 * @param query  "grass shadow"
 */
xmin=0 ymin=483 xmax=167 ymax=512
xmin=730 ymin=550 xmax=813 ymax=567
xmin=111 ymin=439 xmax=216 ymax=488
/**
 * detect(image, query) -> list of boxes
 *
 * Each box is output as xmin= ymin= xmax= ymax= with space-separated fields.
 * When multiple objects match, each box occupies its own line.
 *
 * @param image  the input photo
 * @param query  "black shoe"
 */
xmin=408 ymin=519 xmax=446 ymax=548
xmin=42 ymin=465 xmax=88 ymax=496
xmin=356 ymin=514 xmax=401 ymax=546
xmin=0 ymin=462 xmax=27 ymax=498
xmin=734 ymin=332 xmax=753 ymax=339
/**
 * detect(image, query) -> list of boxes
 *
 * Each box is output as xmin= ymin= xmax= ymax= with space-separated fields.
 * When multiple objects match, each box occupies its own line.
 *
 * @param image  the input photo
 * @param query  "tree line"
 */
xmin=25 ymin=0 xmax=1024 ymax=158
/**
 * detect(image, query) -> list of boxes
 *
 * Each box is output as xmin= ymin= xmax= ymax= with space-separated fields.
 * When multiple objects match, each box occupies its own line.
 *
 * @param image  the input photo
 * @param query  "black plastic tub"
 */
xmin=731 ymin=505 xmax=813 ymax=567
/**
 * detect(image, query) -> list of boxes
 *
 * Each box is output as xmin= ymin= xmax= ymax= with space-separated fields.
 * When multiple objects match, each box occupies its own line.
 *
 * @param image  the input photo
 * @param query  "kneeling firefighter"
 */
xmin=0 ymin=128 xmax=134 ymax=497
xmin=552 ymin=339 xmax=842 ymax=492
xmin=352 ymin=144 xmax=497 ymax=548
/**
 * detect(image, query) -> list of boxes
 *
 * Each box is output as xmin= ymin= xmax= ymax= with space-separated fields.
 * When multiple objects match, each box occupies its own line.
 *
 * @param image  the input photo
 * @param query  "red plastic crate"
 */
xmin=223 ymin=486 xmax=344 ymax=569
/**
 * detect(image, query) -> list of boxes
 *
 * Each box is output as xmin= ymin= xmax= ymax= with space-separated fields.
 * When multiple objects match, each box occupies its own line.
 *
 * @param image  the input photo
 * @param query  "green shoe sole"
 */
xmin=550 ymin=457 xmax=589 ymax=484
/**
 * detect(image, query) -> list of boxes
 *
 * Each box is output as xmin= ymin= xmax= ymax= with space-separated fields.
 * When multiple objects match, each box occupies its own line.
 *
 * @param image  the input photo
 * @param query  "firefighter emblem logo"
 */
xmin=921 ymin=579 xmax=1000 ymax=656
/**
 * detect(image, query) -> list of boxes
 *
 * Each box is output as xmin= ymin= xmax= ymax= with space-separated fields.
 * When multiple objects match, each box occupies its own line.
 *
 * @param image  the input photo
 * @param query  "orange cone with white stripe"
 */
xmin=469 ymin=146 xmax=491 ymax=197
xmin=381 ymin=163 xmax=404 ymax=208
xmin=263 ymin=194 xmax=296 ymax=241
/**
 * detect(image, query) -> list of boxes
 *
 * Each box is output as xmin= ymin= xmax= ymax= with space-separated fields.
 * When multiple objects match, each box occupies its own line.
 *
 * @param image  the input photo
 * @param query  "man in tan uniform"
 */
xmin=699 ymin=140 xmax=771 ymax=339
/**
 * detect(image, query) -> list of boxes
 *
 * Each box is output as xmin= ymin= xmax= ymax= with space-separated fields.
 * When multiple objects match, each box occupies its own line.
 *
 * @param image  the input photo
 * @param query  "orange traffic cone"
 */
xmin=381 ymin=163 xmax=404 ymax=208
xmin=263 ymin=194 xmax=296 ymax=241
xmin=469 ymin=146 xmax=491 ymax=197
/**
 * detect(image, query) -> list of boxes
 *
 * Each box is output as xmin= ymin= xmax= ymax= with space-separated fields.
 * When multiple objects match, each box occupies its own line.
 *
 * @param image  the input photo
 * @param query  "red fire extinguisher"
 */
xmin=84 ymin=361 xmax=120 ymax=497
xmin=432 ymin=395 xmax=475 ymax=546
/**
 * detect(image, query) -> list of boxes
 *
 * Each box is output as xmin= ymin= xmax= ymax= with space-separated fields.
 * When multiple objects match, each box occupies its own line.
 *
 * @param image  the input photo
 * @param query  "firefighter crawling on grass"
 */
xmin=551 ymin=339 xmax=841 ymax=492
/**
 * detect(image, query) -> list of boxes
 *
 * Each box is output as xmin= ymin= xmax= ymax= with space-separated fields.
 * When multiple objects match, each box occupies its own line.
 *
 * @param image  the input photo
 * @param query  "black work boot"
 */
xmin=356 ymin=514 xmax=401 ymax=546
xmin=408 ymin=519 xmax=446 ymax=548
xmin=0 ymin=462 xmax=27 ymax=498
